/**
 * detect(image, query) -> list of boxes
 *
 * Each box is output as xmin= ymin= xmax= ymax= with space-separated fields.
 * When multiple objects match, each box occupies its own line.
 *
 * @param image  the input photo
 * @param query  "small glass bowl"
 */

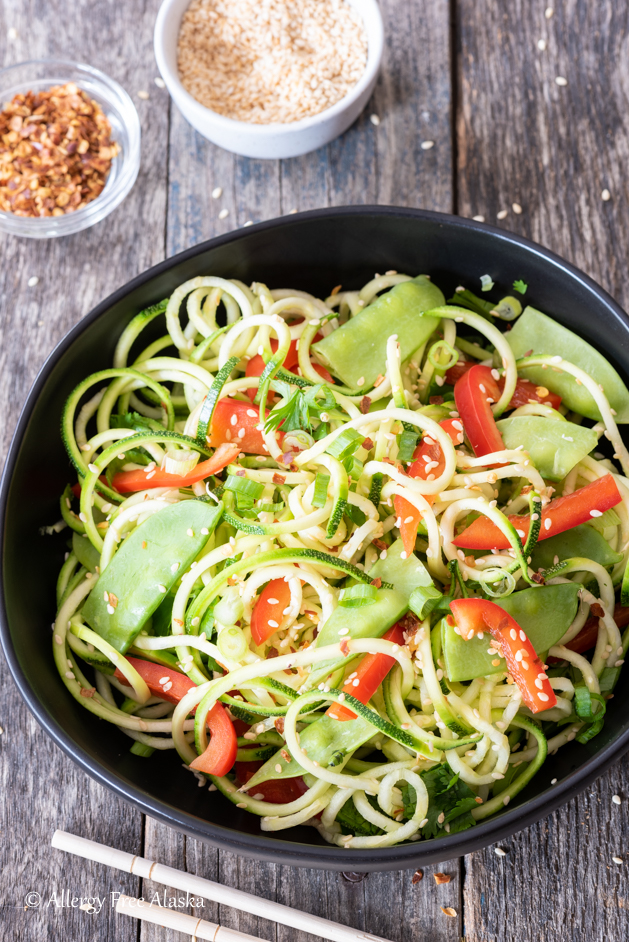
xmin=0 ymin=59 xmax=141 ymax=239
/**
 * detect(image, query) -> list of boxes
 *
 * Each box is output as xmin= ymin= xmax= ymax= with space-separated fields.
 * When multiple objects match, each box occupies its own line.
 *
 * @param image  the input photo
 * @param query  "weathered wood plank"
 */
xmin=0 ymin=1 xmax=168 ymax=939
xmin=457 ymin=1 xmax=629 ymax=938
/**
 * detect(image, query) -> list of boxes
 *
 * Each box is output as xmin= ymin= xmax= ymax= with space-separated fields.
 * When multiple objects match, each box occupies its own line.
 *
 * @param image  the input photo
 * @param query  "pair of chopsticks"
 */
xmin=52 ymin=830 xmax=393 ymax=942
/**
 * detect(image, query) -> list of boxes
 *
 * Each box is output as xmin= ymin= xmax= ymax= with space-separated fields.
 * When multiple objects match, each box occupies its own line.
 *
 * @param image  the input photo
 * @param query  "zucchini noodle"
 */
xmin=46 ymin=270 xmax=629 ymax=849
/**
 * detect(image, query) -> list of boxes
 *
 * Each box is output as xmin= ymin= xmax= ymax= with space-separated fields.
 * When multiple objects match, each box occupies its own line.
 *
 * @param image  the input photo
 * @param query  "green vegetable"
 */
xmin=312 ymin=473 xmax=330 ymax=508
xmin=443 ymin=583 xmax=581 ymax=682
xmin=82 ymin=501 xmax=223 ymax=653
xmin=336 ymin=794 xmax=385 ymax=836
xmin=408 ymin=583 xmax=444 ymax=620
xmin=264 ymin=382 xmax=335 ymax=435
xmin=326 ymin=428 xmax=365 ymax=461
xmin=401 ymin=766 xmax=477 ymax=838
xmin=480 ymin=275 xmax=494 ymax=292
xmin=313 ymin=276 xmax=444 ymax=389
xmin=224 ymin=475 xmax=265 ymax=500
xmin=196 ymin=356 xmax=239 ymax=443
xmin=513 ymin=279 xmax=528 ymax=295
xmin=495 ymin=416 xmax=598 ymax=481
xmin=339 ymin=584 xmax=378 ymax=607
xmin=506 ymin=307 xmax=629 ymax=422
xmin=531 ymin=524 xmax=622 ymax=572
xmin=72 ymin=532 xmax=100 ymax=573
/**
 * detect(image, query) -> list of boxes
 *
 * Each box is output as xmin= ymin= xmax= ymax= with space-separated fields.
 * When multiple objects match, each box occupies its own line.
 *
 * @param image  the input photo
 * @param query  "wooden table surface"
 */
xmin=1 ymin=1 xmax=628 ymax=939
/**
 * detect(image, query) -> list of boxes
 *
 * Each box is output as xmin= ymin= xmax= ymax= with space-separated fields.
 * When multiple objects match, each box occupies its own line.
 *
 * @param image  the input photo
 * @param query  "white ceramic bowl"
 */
xmin=154 ymin=0 xmax=384 ymax=160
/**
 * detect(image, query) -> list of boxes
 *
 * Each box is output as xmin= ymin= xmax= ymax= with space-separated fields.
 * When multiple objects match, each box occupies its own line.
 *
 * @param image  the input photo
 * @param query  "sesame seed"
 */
xmin=512 ymin=203 xmax=523 ymax=214
xmin=212 ymin=186 xmax=223 ymax=199
xmin=237 ymin=802 xmax=247 ymax=809
xmin=590 ymin=509 xmax=603 ymax=517
xmin=497 ymin=209 xmax=508 ymax=220
xmin=421 ymin=140 xmax=435 ymax=150
xmin=268 ymin=620 xmax=279 ymax=628
xmin=545 ymin=6 xmax=554 ymax=17
xmin=370 ymin=114 xmax=380 ymax=126
xmin=544 ymin=518 xmax=552 ymax=530
xmin=538 ymin=692 xmax=549 ymax=701
xmin=106 ymin=604 xmax=115 ymax=615
xmin=356 ymin=377 xmax=365 ymax=387
xmin=27 ymin=275 xmax=40 ymax=287
xmin=65 ymin=671 xmax=75 ymax=680
xmin=138 ymin=90 xmax=150 ymax=100
xmin=613 ymin=856 xmax=624 ymax=865
xmin=218 ymin=208 xmax=229 ymax=220
xmin=187 ymin=528 xmax=194 ymax=537
xmin=602 ymin=188 xmax=611 ymax=201
xmin=155 ymin=76 xmax=166 ymax=88
xmin=538 ymin=38 xmax=547 ymax=50
xmin=494 ymin=847 xmax=507 ymax=856
xmin=157 ymin=584 xmax=167 ymax=593
xmin=612 ymin=795 xmax=622 ymax=805
xmin=551 ymin=778 xmax=557 ymax=784
xmin=7 ymin=26 xmax=18 ymax=40
xmin=615 ymin=660 xmax=625 ymax=667
xmin=555 ymin=76 xmax=568 ymax=86
xmin=473 ymin=215 xmax=485 ymax=222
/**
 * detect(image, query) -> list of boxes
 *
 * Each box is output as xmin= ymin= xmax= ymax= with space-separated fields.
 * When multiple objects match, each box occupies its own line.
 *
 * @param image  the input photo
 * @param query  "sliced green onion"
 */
xmin=343 ymin=454 xmax=364 ymax=479
xmin=312 ymin=473 xmax=330 ymax=508
xmin=326 ymin=429 xmax=365 ymax=461
xmin=427 ymin=339 xmax=458 ymax=372
xmin=257 ymin=501 xmax=285 ymax=513
xmin=339 ymin=584 xmax=378 ymax=607
xmin=224 ymin=475 xmax=265 ymax=500
xmin=409 ymin=584 xmax=443 ymax=620
xmin=213 ymin=586 xmax=244 ymax=625
xmin=492 ymin=296 xmax=522 ymax=321
xmin=130 ymin=741 xmax=155 ymax=757
xmin=236 ymin=494 xmax=255 ymax=511
xmin=161 ymin=449 xmax=200 ymax=476
xmin=217 ymin=626 xmax=248 ymax=661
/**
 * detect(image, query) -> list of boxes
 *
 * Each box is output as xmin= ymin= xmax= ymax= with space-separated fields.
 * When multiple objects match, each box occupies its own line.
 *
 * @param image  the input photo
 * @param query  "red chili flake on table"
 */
xmin=411 ymin=869 xmax=423 ymax=884
xmin=0 ymin=83 xmax=119 ymax=217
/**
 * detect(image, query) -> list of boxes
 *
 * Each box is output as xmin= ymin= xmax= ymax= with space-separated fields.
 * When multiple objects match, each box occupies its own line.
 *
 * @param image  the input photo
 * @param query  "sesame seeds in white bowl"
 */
xmin=154 ymin=0 xmax=384 ymax=160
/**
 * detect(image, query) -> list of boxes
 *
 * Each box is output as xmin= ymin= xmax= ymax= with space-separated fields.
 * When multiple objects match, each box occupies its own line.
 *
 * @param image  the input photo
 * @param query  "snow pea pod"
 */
xmin=82 ymin=500 xmax=223 ymax=653
xmin=308 ymin=540 xmax=432 ymax=686
xmin=506 ymin=307 xmax=629 ymax=422
xmin=530 ymin=523 xmax=622 ymax=573
xmin=442 ymin=582 xmax=581 ymax=682
xmin=72 ymin=532 xmax=100 ymax=573
xmin=313 ymin=276 xmax=444 ymax=389
xmin=496 ymin=416 xmax=598 ymax=481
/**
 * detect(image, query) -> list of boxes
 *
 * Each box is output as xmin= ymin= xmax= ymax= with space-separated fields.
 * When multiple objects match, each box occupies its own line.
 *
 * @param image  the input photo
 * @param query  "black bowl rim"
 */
xmin=2 ymin=204 xmax=629 ymax=870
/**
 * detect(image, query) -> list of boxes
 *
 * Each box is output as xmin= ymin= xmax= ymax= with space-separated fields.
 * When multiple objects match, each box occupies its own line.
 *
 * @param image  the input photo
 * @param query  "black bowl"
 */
xmin=2 ymin=206 xmax=629 ymax=870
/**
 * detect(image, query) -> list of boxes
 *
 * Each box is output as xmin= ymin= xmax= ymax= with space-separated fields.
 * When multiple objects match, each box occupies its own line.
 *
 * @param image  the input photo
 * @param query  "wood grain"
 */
xmin=0 ymin=0 xmax=166 ymax=938
xmin=456 ymin=2 xmax=629 ymax=938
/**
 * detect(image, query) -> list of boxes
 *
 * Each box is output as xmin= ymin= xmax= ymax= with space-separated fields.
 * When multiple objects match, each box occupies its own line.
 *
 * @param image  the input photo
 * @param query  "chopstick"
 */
xmin=52 ymin=830 xmax=393 ymax=942
xmin=116 ymin=894 xmax=263 ymax=941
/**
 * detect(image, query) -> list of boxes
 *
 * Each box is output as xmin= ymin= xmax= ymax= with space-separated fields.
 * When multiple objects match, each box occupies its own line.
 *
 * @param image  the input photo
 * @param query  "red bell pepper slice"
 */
xmin=112 ymin=441 xmax=240 ymax=494
xmin=446 ymin=361 xmax=562 ymax=410
xmin=449 ymin=598 xmax=557 ymax=713
xmin=548 ymin=603 xmax=629 ymax=659
xmin=250 ymin=578 xmax=293 ymax=647
xmin=114 ymin=656 xmax=237 ymax=776
xmin=245 ymin=337 xmax=332 ymax=400
xmin=394 ymin=419 xmax=464 ymax=557
xmin=454 ymin=364 xmax=505 ymax=459
xmin=454 ymin=474 xmax=622 ymax=549
xmin=207 ymin=398 xmax=284 ymax=456
xmin=234 ymin=760 xmax=308 ymax=803
xmin=327 ymin=621 xmax=407 ymax=722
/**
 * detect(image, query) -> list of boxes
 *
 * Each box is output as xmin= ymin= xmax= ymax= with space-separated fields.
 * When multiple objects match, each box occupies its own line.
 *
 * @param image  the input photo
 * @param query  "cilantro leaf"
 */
xmin=400 ymin=765 xmax=477 ymax=839
xmin=264 ymin=382 xmax=336 ymax=435
xmin=513 ymin=279 xmax=528 ymax=295
xmin=335 ymin=795 xmax=384 ymax=837
xmin=110 ymin=411 xmax=163 ymax=433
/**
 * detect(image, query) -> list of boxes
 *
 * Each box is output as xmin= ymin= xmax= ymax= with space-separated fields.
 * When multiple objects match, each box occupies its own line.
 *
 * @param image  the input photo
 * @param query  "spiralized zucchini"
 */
xmin=47 ymin=272 xmax=629 ymax=849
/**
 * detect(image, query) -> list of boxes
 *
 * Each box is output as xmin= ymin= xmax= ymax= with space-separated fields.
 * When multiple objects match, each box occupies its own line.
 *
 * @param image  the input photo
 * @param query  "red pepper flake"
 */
xmin=429 ymin=395 xmax=445 ymax=405
xmin=531 ymin=571 xmax=545 ymax=584
xmin=266 ymin=647 xmax=278 ymax=659
xmin=441 ymin=907 xmax=457 ymax=917
xmin=142 ymin=541 xmax=147 ymax=549
xmin=80 ymin=687 xmax=96 ymax=698
xmin=434 ymin=873 xmax=451 ymax=885
xmin=273 ymin=473 xmax=286 ymax=485
xmin=340 ymin=639 xmax=350 ymax=656
xmin=289 ymin=462 xmax=299 ymax=472
xmin=236 ymin=469 xmax=246 ymax=477
xmin=108 ymin=593 xmax=119 ymax=609
xmin=362 ymin=437 xmax=374 ymax=450
xmin=360 ymin=396 xmax=372 ymax=414
xmin=411 ymin=869 xmax=423 ymax=884
xmin=372 ymin=538 xmax=388 ymax=552
xmin=330 ymin=284 xmax=342 ymax=296
xmin=374 ymin=374 xmax=385 ymax=387
xmin=281 ymin=749 xmax=291 ymax=762
xmin=274 ymin=717 xmax=285 ymax=734
xmin=590 ymin=602 xmax=605 ymax=619
xmin=370 ymin=577 xmax=382 ymax=588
